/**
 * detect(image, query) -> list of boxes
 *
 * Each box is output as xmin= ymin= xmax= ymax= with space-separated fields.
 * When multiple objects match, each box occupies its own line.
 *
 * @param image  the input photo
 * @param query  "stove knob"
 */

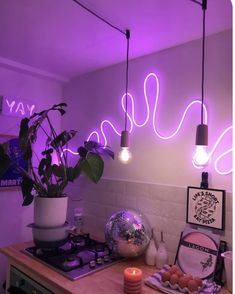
xmin=96 ymin=257 xmax=103 ymax=265
xmin=89 ymin=260 xmax=96 ymax=268
xmin=104 ymin=255 xmax=110 ymax=262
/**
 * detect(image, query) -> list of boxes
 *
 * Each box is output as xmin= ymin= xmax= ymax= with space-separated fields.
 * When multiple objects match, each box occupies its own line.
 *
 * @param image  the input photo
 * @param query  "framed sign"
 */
xmin=186 ymin=186 xmax=225 ymax=230
xmin=175 ymin=227 xmax=220 ymax=280
xmin=0 ymin=135 xmax=28 ymax=189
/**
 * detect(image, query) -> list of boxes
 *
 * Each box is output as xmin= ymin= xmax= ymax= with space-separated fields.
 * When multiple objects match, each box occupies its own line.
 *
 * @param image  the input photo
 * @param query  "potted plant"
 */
xmin=0 ymin=103 xmax=114 ymax=228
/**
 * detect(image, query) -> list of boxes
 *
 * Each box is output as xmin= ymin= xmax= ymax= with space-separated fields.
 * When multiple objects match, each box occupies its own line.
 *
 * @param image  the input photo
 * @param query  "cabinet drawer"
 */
xmin=9 ymin=266 xmax=53 ymax=294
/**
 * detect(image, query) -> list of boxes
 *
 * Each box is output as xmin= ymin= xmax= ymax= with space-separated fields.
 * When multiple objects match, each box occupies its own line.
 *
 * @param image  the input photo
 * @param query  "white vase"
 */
xmin=145 ymin=229 xmax=157 ymax=266
xmin=145 ymin=237 xmax=157 ymax=266
xmin=156 ymin=241 xmax=169 ymax=269
xmin=34 ymin=196 xmax=68 ymax=228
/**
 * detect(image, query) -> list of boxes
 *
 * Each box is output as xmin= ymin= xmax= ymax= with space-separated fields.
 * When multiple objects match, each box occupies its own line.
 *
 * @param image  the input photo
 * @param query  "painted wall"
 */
xmin=0 ymin=67 xmax=63 ymax=292
xmin=62 ymin=30 xmax=232 ymax=266
xmin=0 ymin=29 xmax=231 ymax=290
xmin=63 ymin=30 xmax=232 ymax=192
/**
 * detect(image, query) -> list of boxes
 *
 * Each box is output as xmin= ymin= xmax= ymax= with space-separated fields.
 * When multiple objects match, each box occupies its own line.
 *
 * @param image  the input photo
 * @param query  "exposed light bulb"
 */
xmin=193 ymin=124 xmax=209 ymax=167
xmin=118 ymin=147 xmax=132 ymax=164
xmin=119 ymin=130 xmax=132 ymax=164
xmin=193 ymin=145 xmax=209 ymax=167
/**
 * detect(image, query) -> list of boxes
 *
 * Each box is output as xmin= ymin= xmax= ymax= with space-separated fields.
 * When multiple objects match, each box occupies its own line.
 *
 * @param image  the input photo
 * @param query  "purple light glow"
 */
xmin=63 ymin=72 xmax=232 ymax=176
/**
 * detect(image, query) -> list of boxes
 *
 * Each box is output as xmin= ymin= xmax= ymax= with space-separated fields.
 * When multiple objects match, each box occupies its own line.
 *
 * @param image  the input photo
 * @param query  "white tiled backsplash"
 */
xmin=66 ymin=178 xmax=232 ymax=264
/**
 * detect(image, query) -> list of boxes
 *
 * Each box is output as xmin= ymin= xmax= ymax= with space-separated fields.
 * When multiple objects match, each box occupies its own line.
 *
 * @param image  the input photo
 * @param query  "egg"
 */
xmin=175 ymin=270 xmax=183 ymax=278
xmin=188 ymin=279 xmax=199 ymax=292
xmin=169 ymin=273 xmax=179 ymax=285
xmin=194 ymin=277 xmax=203 ymax=287
xmin=178 ymin=276 xmax=189 ymax=289
xmin=184 ymin=273 xmax=193 ymax=280
xmin=169 ymin=265 xmax=179 ymax=274
xmin=161 ymin=271 xmax=171 ymax=282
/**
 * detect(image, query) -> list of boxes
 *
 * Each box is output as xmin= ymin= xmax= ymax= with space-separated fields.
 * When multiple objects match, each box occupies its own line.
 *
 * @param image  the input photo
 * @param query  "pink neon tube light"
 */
xmin=64 ymin=72 xmax=232 ymax=175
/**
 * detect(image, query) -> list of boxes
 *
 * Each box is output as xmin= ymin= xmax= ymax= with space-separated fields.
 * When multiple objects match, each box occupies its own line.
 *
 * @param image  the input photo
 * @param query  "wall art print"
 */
xmin=0 ymin=135 xmax=28 ymax=189
xmin=186 ymin=186 xmax=225 ymax=230
xmin=175 ymin=227 xmax=220 ymax=280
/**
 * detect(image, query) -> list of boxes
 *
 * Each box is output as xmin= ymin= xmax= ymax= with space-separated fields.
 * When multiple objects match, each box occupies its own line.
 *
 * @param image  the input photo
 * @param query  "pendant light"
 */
xmin=118 ymin=29 xmax=132 ymax=164
xmin=72 ymin=0 xmax=132 ymax=163
xmin=192 ymin=0 xmax=209 ymax=167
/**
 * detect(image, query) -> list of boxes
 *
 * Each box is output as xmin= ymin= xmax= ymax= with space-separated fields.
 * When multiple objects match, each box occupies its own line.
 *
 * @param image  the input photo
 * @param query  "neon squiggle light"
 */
xmin=65 ymin=72 xmax=232 ymax=175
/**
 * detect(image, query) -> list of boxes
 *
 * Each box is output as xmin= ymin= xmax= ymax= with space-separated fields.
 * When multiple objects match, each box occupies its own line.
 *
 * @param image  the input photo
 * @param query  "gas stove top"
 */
xmin=23 ymin=233 xmax=123 ymax=280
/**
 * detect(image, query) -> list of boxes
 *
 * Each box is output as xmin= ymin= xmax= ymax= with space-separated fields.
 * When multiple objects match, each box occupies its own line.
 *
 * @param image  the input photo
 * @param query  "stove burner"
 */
xmin=62 ymin=256 xmax=81 ymax=269
xmin=24 ymin=234 xmax=124 ymax=280
xmin=71 ymin=233 xmax=90 ymax=247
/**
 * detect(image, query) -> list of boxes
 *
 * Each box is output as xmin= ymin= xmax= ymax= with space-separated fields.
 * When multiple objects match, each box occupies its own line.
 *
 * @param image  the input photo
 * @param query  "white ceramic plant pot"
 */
xmin=34 ymin=196 xmax=68 ymax=228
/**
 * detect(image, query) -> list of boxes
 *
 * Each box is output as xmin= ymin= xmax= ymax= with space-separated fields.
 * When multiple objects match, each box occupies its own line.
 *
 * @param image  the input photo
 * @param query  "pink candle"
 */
xmin=123 ymin=268 xmax=142 ymax=294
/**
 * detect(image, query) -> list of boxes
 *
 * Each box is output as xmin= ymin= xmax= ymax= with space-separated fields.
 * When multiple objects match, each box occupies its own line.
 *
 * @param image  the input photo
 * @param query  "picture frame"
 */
xmin=0 ymin=134 xmax=28 ymax=189
xmin=186 ymin=186 xmax=225 ymax=230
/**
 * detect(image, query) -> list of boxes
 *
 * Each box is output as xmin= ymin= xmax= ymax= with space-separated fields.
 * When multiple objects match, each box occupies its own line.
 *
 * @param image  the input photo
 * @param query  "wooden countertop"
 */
xmin=0 ymin=242 xmax=231 ymax=294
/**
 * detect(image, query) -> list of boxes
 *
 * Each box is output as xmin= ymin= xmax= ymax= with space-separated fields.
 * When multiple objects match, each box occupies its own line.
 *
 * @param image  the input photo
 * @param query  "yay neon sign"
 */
xmin=0 ymin=96 xmax=36 ymax=117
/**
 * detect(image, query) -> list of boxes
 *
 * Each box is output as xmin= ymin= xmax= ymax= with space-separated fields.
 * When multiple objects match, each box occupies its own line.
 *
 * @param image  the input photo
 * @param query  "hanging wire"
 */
xmin=124 ymin=30 xmax=130 ymax=131
xmin=190 ymin=0 xmax=207 ymax=125
xmin=71 ymin=0 xmax=126 ymax=36
xmin=201 ymin=5 xmax=206 ymax=124
xmin=190 ymin=0 xmax=203 ymax=6
xmin=71 ymin=0 xmax=131 ymax=133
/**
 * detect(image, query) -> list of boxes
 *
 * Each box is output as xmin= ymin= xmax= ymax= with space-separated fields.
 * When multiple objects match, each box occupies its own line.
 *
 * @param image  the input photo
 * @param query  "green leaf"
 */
xmin=84 ymin=141 xmax=114 ymax=159
xmin=78 ymin=146 xmax=88 ymax=158
xmin=52 ymin=164 xmax=66 ymax=179
xmin=80 ymin=153 xmax=104 ymax=183
xmin=51 ymin=130 xmax=77 ymax=148
xmin=42 ymin=148 xmax=53 ymax=156
xmin=38 ymin=158 xmax=47 ymax=176
xmin=19 ymin=118 xmax=29 ymax=139
xmin=73 ymin=163 xmax=81 ymax=180
xmin=22 ymin=194 xmax=34 ymax=206
xmin=21 ymin=176 xmax=34 ymax=206
xmin=66 ymin=165 xmax=82 ymax=182
xmin=66 ymin=167 xmax=75 ymax=182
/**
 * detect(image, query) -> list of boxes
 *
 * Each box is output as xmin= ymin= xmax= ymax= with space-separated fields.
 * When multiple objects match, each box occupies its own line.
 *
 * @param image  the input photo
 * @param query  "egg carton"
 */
xmin=160 ymin=280 xmax=207 ymax=294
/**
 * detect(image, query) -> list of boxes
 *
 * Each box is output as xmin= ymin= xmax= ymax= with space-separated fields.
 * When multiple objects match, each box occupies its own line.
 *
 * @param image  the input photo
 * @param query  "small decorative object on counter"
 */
xmin=105 ymin=209 xmax=151 ymax=258
xmin=74 ymin=208 xmax=84 ymax=235
xmin=123 ymin=267 xmax=143 ymax=294
xmin=145 ymin=228 xmax=157 ymax=266
xmin=155 ymin=231 xmax=168 ymax=269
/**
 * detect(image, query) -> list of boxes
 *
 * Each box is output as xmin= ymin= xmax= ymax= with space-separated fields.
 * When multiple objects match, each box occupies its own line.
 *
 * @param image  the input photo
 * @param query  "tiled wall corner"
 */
xmin=68 ymin=179 xmax=233 ymax=263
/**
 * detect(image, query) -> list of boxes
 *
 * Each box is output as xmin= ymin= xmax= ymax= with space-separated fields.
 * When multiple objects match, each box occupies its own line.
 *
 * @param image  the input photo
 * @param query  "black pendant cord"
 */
xmin=71 ymin=0 xmax=130 ymax=132
xmin=125 ymin=30 xmax=130 ymax=131
xmin=71 ymin=0 xmax=126 ymax=36
xmin=190 ymin=0 xmax=207 ymax=125
xmin=201 ymin=6 xmax=206 ymax=125
xmin=190 ymin=0 xmax=207 ymax=9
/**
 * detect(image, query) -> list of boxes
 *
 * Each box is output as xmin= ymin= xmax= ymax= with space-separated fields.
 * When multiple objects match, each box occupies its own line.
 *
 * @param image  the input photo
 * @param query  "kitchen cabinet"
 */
xmin=0 ymin=242 xmax=231 ymax=294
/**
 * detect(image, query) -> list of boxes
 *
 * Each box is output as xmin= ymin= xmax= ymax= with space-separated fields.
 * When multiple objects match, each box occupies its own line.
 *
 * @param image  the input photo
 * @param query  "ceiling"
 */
xmin=0 ymin=0 xmax=232 ymax=81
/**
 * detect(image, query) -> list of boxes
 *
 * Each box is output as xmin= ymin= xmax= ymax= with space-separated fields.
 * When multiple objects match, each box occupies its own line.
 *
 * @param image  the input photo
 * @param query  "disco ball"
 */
xmin=105 ymin=209 xmax=151 ymax=258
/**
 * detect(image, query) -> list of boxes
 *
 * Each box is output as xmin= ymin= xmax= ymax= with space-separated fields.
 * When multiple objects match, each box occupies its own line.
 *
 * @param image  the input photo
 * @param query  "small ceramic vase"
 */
xmin=145 ymin=228 xmax=157 ymax=266
xmin=155 ymin=231 xmax=169 ymax=269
